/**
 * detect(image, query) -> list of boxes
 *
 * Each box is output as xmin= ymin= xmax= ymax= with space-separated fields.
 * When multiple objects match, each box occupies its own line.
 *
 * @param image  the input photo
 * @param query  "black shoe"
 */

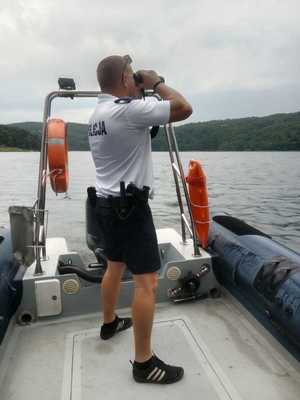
xmin=132 ymin=354 xmax=184 ymax=384
xmin=100 ymin=315 xmax=132 ymax=340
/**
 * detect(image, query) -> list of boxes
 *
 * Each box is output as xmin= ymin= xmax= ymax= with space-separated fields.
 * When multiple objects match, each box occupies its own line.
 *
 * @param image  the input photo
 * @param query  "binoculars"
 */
xmin=123 ymin=55 xmax=164 ymax=89
xmin=133 ymin=72 xmax=165 ymax=88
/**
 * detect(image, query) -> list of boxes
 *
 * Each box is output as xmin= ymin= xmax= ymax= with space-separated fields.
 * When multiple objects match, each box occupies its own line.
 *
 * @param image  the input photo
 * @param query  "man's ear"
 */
xmin=122 ymin=73 xmax=129 ymax=88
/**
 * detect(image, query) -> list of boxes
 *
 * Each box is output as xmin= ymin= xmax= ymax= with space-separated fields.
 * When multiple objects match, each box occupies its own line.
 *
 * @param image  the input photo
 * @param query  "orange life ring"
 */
xmin=186 ymin=160 xmax=209 ymax=249
xmin=47 ymin=119 xmax=69 ymax=193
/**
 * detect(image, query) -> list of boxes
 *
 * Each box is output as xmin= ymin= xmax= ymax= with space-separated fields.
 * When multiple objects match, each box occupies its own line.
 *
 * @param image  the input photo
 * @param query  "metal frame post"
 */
xmin=34 ymin=91 xmax=100 ymax=274
xmin=33 ymin=89 xmax=200 ymax=274
xmin=164 ymin=124 xmax=200 ymax=256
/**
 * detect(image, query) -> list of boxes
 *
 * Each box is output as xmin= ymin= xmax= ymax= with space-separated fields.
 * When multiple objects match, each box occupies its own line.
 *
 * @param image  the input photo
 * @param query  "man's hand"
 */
xmin=136 ymin=69 xmax=193 ymax=123
xmin=135 ymin=70 xmax=161 ymax=90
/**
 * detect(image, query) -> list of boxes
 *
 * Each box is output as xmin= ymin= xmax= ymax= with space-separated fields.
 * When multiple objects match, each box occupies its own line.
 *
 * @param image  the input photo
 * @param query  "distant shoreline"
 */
xmin=0 ymin=147 xmax=31 ymax=152
xmin=5 ymin=111 xmax=299 ymax=151
xmin=1 ymin=148 xmax=299 ymax=152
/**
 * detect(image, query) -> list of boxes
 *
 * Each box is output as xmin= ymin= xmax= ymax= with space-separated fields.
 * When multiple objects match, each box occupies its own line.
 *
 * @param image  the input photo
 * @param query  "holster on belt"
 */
xmin=88 ymin=182 xmax=150 ymax=220
xmin=126 ymin=182 xmax=150 ymax=204
xmin=87 ymin=186 xmax=97 ymax=208
xmin=117 ymin=181 xmax=131 ymax=218
xmin=111 ymin=182 xmax=150 ymax=220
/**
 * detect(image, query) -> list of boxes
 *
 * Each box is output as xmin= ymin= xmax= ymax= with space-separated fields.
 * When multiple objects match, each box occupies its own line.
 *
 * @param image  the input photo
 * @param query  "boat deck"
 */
xmin=1 ymin=291 xmax=300 ymax=400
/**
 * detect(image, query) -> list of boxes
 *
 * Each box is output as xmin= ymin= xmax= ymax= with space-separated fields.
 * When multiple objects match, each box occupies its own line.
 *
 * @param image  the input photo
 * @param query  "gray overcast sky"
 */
xmin=1 ymin=0 xmax=300 ymax=124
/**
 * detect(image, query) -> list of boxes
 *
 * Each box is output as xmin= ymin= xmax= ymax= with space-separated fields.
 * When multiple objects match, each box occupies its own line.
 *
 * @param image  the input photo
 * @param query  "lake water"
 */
xmin=0 ymin=151 xmax=299 ymax=263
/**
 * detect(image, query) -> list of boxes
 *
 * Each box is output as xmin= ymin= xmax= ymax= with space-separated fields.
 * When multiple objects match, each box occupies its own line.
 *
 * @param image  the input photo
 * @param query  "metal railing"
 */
xmin=33 ymin=90 xmax=200 ymax=274
xmin=34 ymin=90 xmax=100 ymax=274
xmin=164 ymin=124 xmax=200 ymax=256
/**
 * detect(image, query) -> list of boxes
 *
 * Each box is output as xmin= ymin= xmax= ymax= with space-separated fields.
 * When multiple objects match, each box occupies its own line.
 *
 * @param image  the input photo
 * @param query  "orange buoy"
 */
xmin=186 ymin=160 xmax=209 ymax=249
xmin=47 ymin=119 xmax=69 ymax=193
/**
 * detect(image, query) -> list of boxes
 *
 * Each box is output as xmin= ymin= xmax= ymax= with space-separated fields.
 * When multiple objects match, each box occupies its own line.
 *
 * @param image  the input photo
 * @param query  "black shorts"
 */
xmin=95 ymin=199 xmax=161 ymax=275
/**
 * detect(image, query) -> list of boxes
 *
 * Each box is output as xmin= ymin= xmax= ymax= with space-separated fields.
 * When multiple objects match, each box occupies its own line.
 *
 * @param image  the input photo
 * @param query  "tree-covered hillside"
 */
xmin=0 ymin=124 xmax=40 ymax=151
xmin=11 ymin=122 xmax=87 ymax=150
xmin=173 ymin=112 xmax=300 ymax=151
xmin=4 ymin=111 xmax=300 ymax=151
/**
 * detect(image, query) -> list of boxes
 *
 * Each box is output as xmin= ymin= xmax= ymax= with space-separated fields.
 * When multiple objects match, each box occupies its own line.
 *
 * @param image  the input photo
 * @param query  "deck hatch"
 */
xmin=61 ymin=317 xmax=241 ymax=400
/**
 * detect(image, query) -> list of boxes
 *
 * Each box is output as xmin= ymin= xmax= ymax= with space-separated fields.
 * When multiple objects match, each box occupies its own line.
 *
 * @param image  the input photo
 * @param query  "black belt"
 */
xmin=88 ymin=183 xmax=149 ymax=211
xmin=96 ymin=195 xmax=134 ymax=208
xmin=97 ymin=194 xmax=137 ymax=220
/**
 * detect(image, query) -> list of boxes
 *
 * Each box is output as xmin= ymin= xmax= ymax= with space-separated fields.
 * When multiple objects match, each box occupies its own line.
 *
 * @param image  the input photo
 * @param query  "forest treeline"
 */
xmin=1 ymin=111 xmax=299 ymax=151
xmin=0 ymin=124 xmax=40 ymax=151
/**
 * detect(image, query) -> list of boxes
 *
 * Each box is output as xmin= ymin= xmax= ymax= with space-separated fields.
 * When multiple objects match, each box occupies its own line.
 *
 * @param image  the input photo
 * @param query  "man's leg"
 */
xmin=131 ymin=271 xmax=184 ymax=384
xmin=101 ymin=259 xmax=126 ymax=323
xmin=132 ymin=272 xmax=158 ymax=362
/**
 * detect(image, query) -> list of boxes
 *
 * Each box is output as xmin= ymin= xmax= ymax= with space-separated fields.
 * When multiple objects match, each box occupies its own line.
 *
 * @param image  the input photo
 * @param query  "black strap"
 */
xmin=114 ymin=97 xmax=133 ymax=104
xmin=153 ymin=78 xmax=165 ymax=91
xmin=120 ymin=181 xmax=127 ymax=208
xmin=87 ymin=186 xmax=97 ymax=207
xmin=150 ymin=126 xmax=160 ymax=139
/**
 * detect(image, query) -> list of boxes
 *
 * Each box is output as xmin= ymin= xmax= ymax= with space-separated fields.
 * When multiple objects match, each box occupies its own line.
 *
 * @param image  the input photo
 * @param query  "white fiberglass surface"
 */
xmin=62 ymin=318 xmax=239 ymax=400
xmin=1 ymin=297 xmax=300 ymax=400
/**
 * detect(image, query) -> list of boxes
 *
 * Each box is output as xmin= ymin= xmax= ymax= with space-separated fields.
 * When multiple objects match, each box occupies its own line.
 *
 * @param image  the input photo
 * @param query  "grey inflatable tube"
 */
xmin=0 ymin=227 xmax=23 ymax=345
xmin=209 ymin=215 xmax=300 ymax=349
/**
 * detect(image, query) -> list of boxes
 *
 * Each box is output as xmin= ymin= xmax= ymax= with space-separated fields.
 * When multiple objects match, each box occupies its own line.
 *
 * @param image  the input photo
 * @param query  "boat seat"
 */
xmin=85 ymin=194 xmax=107 ymax=268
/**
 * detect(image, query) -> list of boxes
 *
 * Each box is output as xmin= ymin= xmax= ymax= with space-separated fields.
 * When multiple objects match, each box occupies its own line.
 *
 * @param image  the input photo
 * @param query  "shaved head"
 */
xmin=96 ymin=55 xmax=126 ymax=91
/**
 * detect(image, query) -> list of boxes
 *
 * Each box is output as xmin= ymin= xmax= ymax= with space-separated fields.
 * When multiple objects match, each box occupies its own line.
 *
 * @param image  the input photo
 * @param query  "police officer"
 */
xmin=88 ymin=55 xmax=192 ymax=384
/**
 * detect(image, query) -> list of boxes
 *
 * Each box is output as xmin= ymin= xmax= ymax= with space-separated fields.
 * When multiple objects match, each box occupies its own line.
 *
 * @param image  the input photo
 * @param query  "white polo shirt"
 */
xmin=88 ymin=94 xmax=170 ymax=198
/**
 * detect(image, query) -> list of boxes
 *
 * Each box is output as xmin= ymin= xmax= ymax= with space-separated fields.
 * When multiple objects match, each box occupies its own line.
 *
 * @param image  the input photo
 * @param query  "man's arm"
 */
xmin=136 ymin=70 xmax=193 ymax=123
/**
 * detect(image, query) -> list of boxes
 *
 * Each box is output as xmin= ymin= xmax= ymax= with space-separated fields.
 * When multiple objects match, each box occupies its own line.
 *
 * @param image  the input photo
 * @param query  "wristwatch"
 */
xmin=153 ymin=77 xmax=165 ymax=91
